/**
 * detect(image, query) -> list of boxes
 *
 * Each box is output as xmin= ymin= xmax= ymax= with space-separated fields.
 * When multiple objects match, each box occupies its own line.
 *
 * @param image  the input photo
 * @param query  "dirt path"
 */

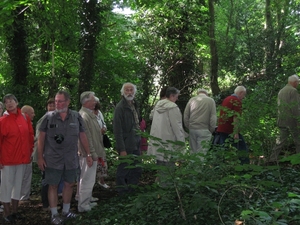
xmin=11 ymin=182 xmax=117 ymax=225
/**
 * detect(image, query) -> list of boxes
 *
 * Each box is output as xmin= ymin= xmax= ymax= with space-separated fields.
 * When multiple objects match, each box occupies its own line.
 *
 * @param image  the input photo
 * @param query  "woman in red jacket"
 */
xmin=0 ymin=94 xmax=34 ymax=223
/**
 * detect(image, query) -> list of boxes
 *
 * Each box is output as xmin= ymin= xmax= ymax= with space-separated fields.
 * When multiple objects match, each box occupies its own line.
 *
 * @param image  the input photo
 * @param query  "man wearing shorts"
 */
xmin=38 ymin=90 xmax=93 ymax=224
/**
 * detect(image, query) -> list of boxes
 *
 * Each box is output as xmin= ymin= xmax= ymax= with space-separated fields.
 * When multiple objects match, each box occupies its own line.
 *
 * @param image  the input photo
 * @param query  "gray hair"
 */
xmin=288 ymin=74 xmax=299 ymax=83
xmin=56 ymin=90 xmax=71 ymax=101
xmin=120 ymin=82 xmax=137 ymax=96
xmin=197 ymin=89 xmax=208 ymax=95
xmin=80 ymin=91 xmax=95 ymax=105
xmin=234 ymin=86 xmax=246 ymax=94
xmin=166 ymin=87 xmax=180 ymax=98
xmin=3 ymin=94 xmax=18 ymax=104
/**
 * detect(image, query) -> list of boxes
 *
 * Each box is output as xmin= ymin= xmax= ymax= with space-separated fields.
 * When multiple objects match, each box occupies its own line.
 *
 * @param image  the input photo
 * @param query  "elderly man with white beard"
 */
xmin=113 ymin=82 xmax=142 ymax=195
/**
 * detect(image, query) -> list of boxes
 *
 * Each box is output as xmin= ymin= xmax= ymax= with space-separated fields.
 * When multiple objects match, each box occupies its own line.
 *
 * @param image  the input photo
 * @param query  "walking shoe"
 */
xmin=3 ymin=215 xmax=15 ymax=223
xmin=51 ymin=213 xmax=63 ymax=225
xmin=89 ymin=202 xmax=98 ymax=208
xmin=62 ymin=211 xmax=77 ymax=221
xmin=78 ymin=206 xmax=91 ymax=213
xmin=11 ymin=212 xmax=24 ymax=220
xmin=90 ymin=196 xmax=98 ymax=202
xmin=98 ymin=182 xmax=110 ymax=189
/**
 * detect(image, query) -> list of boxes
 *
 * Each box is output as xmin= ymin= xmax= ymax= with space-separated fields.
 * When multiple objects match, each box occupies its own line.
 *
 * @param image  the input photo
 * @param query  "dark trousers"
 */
xmin=116 ymin=150 xmax=142 ymax=195
xmin=218 ymin=132 xmax=249 ymax=164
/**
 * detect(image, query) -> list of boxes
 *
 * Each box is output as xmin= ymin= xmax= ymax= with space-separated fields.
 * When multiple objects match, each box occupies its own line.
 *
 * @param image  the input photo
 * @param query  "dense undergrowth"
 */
xmin=60 ymin=145 xmax=300 ymax=225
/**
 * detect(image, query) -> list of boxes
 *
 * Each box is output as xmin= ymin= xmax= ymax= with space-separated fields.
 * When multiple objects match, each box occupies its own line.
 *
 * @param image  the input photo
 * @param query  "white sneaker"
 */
xmin=98 ymin=182 xmax=110 ymax=189
xmin=89 ymin=202 xmax=97 ymax=208
xmin=90 ymin=196 xmax=98 ymax=202
xmin=78 ymin=206 xmax=91 ymax=213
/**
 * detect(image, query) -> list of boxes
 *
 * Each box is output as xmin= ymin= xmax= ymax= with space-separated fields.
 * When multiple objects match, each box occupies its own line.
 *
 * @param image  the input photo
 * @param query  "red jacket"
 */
xmin=217 ymin=95 xmax=242 ymax=134
xmin=0 ymin=108 xmax=34 ymax=165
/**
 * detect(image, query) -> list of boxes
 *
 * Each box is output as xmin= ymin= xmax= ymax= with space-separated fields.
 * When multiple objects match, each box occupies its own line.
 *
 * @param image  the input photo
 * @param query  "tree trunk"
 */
xmin=78 ymin=0 xmax=100 ymax=106
xmin=5 ymin=6 xmax=29 ymax=98
xmin=264 ymin=0 xmax=275 ymax=78
xmin=208 ymin=0 xmax=220 ymax=96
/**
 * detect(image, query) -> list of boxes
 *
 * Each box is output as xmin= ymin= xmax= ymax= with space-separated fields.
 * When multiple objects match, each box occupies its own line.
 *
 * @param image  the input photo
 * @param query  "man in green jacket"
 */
xmin=113 ymin=82 xmax=142 ymax=195
xmin=269 ymin=74 xmax=300 ymax=162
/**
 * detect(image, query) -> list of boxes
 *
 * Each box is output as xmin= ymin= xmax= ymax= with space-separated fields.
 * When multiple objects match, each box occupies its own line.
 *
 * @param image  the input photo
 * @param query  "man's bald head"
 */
xmin=21 ymin=105 xmax=35 ymax=121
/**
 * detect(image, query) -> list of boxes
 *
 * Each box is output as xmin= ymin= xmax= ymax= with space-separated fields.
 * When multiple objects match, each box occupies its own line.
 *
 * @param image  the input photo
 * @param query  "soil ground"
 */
xmin=5 ymin=181 xmax=117 ymax=225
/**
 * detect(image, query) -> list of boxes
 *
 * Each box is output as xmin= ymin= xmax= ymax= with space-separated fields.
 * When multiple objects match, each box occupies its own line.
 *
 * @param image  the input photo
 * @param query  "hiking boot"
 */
xmin=51 ymin=213 xmax=63 ymax=225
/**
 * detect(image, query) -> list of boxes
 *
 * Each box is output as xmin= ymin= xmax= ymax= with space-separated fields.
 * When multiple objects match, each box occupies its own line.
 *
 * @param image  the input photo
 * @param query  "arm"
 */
xmin=99 ymin=111 xmax=107 ymax=134
xmin=169 ymin=107 xmax=185 ymax=143
xmin=233 ymin=116 xmax=239 ymax=139
xmin=80 ymin=112 xmax=97 ymax=159
xmin=232 ymin=101 xmax=242 ymax=139
xmin=183 ymin=101 xmax=190 ymax=130
xmin=32 ymin=116 xmax=43 ymax=162
xmin=290 ymin=89 xmax=300 ymax=120
xmin=149 ymin=108 xmax=154 ymax=120
xmin=37 ymin=131 xmax=47 ymax=171
xmin=25 ymin=114 xmax=34 ymax=153
xmin=113 ymin=106 xmax=127 ymax=155
xmin=209 ymin=100 xmax=217 ymax=133
xmin=79 ymin=132 xmax=93 ymax=167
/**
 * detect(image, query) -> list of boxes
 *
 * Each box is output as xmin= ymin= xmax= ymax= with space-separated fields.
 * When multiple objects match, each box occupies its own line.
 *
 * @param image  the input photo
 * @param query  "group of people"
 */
xmin=147 ymin=74 xmax=300 ymax=177
xmin=0 ymin=76 xmax=298 ymax=224
xmin=0 ymin=91 xmax=110 ymax=224
xmin=147 ymin=85 xmax=248 ymax=173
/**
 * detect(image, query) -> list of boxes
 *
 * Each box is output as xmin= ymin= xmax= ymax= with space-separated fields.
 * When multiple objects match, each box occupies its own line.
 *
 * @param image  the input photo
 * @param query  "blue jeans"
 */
xmin=218 ymin=132 xmax=249 ymax=164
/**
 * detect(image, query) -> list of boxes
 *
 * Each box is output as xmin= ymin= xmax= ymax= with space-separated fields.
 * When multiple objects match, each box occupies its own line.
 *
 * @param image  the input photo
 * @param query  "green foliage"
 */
xmin=237 ymin=80 xmax=278 ymax=160
xmin=65 ymin=133 xmax=300 ymax=225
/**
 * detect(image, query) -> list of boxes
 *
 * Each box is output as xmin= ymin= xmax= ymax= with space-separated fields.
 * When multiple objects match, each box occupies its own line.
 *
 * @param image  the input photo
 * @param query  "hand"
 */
xmin=86 ymin=156 xmax=93 ymax=167
xmin=101 ymin=128 xmax=107 ymax=134
xmin=38 ymin=157 xmax=47 ymax=171
xmin=234 ymin=133 xmax=239 ymax=139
